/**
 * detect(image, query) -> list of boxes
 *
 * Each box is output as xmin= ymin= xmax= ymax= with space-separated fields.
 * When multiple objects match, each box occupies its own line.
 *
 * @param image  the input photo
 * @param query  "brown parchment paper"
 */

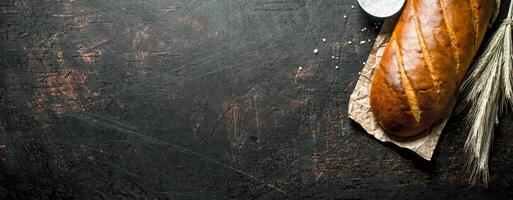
xmin=347 ymin=1 xmax=500 ymax=161
xmin=347 ymin=16 xmax=449 ymax=161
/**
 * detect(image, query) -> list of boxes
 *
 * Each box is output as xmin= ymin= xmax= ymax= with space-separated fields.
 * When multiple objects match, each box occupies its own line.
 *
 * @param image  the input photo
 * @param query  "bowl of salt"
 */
xmin=357 ymin=0 xmax=405 ymax=18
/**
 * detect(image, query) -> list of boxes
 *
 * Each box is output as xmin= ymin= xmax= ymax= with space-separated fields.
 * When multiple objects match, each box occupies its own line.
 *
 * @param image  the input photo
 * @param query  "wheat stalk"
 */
xmin=459 ymin=1 xmax=513 ymax=187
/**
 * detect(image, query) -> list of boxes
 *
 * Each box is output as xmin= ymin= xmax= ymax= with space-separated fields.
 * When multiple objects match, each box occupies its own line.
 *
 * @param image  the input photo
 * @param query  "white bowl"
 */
xmin=357 ymin=0 xmax=406 ymax=18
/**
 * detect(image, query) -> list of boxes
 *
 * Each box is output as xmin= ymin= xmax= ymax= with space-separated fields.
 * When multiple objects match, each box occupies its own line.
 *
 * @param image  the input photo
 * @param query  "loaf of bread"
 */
xmin=370 ymin=0 xmax=496 ymax=137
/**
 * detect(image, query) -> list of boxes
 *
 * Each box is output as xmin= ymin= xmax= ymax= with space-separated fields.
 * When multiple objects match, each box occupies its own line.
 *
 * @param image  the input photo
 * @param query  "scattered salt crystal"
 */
xmin=348 ymin=41 xmax=352 ymax=44
xmin=336 ymin=57 xmax=340 ymax=60
xmin=360 ymin=41 xmax=366 ymax=44
xmin=313 ymin=49 xmax=318 ymax=54
xmin=367 ymin=39 xmax=371 ymax=42
xmin=351 ymin=5 xmax=355 ymax=8
xmin=322 ymin=38 xmax=327 ymax=42
xmin=343 ymin=15 xmax=347 ymax=18
xmin=298 ymin=66 xmax=303 ymax=71
xmin=363 ymin=62 xmax=366 ymax=65
xmin=358 ymin=72 xmax=361 ymax=75
xmin=331 ymin=56 xmax=335 ymax=59
xmin=335 ymin=66 xmax=339 ymax=70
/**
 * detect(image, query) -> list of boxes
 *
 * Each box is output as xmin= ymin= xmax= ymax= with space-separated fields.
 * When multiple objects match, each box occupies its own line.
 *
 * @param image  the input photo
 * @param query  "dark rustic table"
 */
xmin=1 ymin=0 xmax=512 ymax=199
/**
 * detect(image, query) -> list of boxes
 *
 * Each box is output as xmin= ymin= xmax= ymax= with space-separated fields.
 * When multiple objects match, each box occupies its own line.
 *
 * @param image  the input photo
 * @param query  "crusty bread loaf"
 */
xmin=370 ymin=0 xmax=496 ymax=137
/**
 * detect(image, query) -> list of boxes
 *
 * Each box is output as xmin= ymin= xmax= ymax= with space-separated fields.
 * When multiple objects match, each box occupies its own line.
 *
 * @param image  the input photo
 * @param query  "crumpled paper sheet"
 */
xmin=347 ymin=16 xmax=450 ymax=161
xmin=348 ymin=1 xmax=500 ymax=161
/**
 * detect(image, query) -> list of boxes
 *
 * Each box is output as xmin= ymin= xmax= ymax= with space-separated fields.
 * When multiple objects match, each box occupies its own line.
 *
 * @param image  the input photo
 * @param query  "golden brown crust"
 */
xmin=370 ymin=0 xmax=495 ymax=137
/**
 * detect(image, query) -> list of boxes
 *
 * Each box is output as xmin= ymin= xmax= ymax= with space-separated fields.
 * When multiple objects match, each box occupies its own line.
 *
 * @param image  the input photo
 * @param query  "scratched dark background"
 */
xmin=1 ymin=0 xmax=512 ymax=199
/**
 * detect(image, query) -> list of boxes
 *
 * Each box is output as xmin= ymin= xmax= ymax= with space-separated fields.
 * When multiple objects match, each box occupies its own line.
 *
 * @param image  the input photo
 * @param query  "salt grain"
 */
xmin=335 ymin=66 xmax=339 ymax=70
xmin=322 ymin=38 xmax=327 ymax=42
xmin=343 ymin=15 xmax=347 ymax=18
xmin=332 ymin=56 xmax=336 ymax=59
xmin=360 ymin=41 xmax=366 ymax=44
xmin=348 ymin=41 xmax=352 ymax=44
xmin=313 ymin=49 xmax=319 ymax=54
xmin=351 ymin=5 xmax=355 ymax=8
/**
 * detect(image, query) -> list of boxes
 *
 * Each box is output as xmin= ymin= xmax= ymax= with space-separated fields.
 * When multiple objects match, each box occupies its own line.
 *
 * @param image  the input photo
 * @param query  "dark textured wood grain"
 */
xmin=0 ymin=0 xmax=512 ymax=199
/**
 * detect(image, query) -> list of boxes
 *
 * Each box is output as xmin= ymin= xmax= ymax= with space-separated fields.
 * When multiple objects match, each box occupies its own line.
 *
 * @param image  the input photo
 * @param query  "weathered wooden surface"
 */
xmin=0 ymin=0 xmax=512 ymax=199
